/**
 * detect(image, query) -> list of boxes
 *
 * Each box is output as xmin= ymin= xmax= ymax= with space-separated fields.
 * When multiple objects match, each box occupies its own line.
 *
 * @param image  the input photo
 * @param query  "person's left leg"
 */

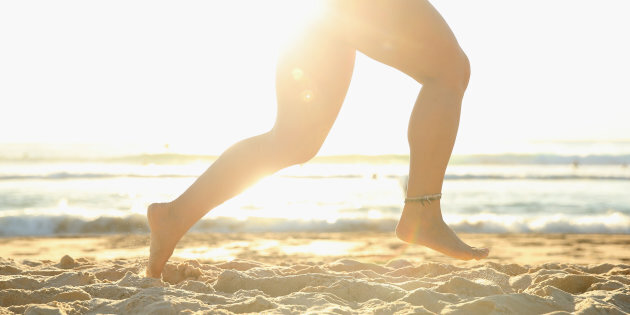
xmin=146 ymin=21 xmax=356 ymax=278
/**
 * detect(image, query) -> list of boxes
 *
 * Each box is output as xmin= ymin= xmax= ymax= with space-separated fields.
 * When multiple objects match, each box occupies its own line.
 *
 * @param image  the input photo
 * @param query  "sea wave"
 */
xmin=1 ymin=153 xmax=630 ymax=165
xmin=1 ymin=172 xmax=630 ymax=181
xmin=1 ymin=211 xmax=628 ymax=236
xmin=0 ymin=172 xmax=194 ymax=181
xmin=444 ymin=174 xmax=630 ymax=181
xmin=446 ymin=211 xmax=630 ymax=234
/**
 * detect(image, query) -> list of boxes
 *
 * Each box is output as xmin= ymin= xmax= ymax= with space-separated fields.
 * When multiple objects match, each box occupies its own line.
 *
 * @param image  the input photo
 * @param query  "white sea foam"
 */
xmin=1 ymin=210 xmax=629 ymax=237
xmin=446 ymin=211 xmax=630 ymax=234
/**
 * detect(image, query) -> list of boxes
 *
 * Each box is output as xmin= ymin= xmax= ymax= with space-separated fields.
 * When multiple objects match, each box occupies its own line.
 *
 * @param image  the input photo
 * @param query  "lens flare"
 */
xmin=301 ymin=90 xmax=314 ymax=102
xmin=292 ymin=68 xmax=304 ymax=81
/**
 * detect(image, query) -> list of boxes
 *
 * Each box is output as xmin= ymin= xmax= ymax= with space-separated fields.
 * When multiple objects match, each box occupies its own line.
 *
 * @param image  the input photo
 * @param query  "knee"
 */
xmin=422 ymin=48 xmax=471 ymax=96
xmin=269 ymin=128 xmax=324 ymax=167
xmin=453 ymin=52 xmax=471 ymax=92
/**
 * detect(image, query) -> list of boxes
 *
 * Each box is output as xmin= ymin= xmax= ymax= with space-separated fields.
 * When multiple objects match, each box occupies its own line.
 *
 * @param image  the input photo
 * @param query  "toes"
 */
xmin=471 ymin=247 xmax=489 ymax=260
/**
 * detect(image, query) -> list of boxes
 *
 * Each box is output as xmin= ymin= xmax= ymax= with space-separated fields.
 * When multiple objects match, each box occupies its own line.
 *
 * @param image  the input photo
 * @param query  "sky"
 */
xmin=1 ymin=0 xmax=629 ymax=156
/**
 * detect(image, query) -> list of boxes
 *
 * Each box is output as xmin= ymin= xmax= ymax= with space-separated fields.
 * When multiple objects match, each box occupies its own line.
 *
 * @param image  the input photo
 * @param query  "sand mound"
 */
xmin=1 ymin=255 xmax=629 ymax=314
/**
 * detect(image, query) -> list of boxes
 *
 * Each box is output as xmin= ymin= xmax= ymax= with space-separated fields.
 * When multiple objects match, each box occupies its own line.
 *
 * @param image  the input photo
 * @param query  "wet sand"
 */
xmin=1 ymin=232 xmax=629 ymax=314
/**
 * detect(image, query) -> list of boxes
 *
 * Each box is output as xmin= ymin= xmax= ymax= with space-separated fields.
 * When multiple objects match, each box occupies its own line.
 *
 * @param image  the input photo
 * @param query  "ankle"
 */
xmin=403 ymin=201 xmax=443 ymax=218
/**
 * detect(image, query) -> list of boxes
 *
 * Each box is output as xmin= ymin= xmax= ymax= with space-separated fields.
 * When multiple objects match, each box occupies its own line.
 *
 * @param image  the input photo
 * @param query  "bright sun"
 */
xmin=268 ymin=0 xmax=329 ymax=47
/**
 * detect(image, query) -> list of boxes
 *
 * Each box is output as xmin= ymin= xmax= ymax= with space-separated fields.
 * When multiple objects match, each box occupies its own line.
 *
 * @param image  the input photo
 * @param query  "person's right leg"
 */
xmin=146 ymin=22 xmax=356 ymax=278
xmin=330 ymin=0 xmax=488 ymax=260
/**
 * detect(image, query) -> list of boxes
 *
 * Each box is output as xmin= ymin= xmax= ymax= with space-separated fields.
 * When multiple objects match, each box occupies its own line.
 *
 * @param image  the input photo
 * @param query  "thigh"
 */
xmin=328 ymin=0 xmax=466 ymax=83
xmin=273 ymin=23 xmax=356 ymax=144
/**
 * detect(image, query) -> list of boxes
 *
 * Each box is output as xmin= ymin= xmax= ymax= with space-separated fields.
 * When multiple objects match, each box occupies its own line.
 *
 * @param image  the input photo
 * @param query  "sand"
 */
xmin=1 ymin=232 xmax=629 ymax=314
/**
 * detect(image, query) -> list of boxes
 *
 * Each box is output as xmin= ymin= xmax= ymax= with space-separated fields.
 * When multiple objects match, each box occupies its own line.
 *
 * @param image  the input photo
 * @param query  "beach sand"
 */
xmin=1 ymin=232 xmax=629 ymax=314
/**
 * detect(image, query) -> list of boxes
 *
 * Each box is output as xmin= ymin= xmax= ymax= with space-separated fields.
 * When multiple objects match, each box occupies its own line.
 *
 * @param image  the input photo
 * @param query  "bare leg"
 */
xmin=397 ymin=83 xmax=489 ymax=260
xmin=331 ymin=0 xmax=489 ymax=260
xmin=147 ymin=24 xmax=356 ymax=278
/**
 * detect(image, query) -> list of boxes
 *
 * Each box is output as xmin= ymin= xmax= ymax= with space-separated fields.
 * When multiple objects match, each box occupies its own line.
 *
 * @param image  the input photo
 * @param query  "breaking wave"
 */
xmin=1 ymin=210 xmax=628 ymax=237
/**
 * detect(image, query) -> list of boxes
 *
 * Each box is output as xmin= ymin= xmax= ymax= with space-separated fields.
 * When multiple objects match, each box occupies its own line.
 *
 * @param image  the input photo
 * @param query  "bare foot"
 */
xmin=147 ymin=202 xmax=185 ymax=278
xmin=395 ymin=202 xmax=489 ymax=260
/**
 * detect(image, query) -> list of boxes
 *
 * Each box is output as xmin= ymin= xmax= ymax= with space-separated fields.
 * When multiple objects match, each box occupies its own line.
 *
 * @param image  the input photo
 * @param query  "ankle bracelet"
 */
xmin=405 ymin=193 xmax=442 ymax=206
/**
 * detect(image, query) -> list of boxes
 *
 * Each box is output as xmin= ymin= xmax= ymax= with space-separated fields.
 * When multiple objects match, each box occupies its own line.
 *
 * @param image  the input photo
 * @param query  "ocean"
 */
xmin=1 ymin=149 xmax=629 ymax=236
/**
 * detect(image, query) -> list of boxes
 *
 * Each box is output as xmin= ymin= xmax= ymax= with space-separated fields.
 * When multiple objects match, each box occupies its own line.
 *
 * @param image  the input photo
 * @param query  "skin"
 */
xmin=147 ymin=0 xmax=489 ymax=278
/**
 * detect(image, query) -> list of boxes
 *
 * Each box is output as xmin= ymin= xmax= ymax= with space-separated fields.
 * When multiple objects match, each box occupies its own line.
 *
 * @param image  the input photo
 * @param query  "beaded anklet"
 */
xmin=404 ymin=193 xmax=442 ymax=207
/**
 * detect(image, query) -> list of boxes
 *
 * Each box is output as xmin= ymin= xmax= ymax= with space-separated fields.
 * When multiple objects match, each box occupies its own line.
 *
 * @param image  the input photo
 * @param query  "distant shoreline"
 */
xmin=2 ymin=152 xmax=630 ymax=166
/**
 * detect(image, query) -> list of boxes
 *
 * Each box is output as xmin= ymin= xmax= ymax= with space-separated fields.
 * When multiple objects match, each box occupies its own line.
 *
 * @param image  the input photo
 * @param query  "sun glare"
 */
xmin=271 ymin=0 xmax=328 ymax=48
xmin=280 ymin=0 xmax=327 ymax=27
